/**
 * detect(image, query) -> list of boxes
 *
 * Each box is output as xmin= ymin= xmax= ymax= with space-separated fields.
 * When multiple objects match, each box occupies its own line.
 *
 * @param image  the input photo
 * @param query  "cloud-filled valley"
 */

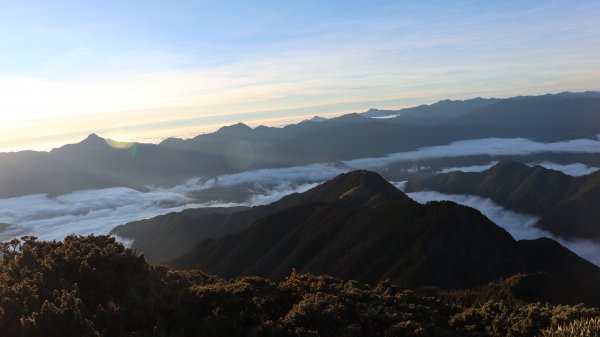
xmin=344 ymin=135 xmax=600 ymax=170
xmin=0 ymin=168 xmax=328 ymax=243
xmin=407 ymin=191 xmax=600 ymax=266
xmin=437 ymin=160 xmax=599 ymax=176
xmin=528 ymin=161 xmax=600 ymax=176
xmin=156 ymin=163 xmax=347 ymax=195
xmin=1 ymin=134 xmax=600 ymax=266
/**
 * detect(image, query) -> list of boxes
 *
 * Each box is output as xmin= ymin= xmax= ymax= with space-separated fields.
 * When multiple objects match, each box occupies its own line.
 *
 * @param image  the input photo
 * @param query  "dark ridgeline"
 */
xmin=449 ymin=93 xmax=600 ymax=140
xmin=3 ymin=169 xmax=600 ymax=336
xmin=363 ymin=96 xmax=500 ymax=121
xmin=170 ymin=172 xmax=525 ymax=289
xmin=114 ymin=170 xmax=600 ymax=307
xmin=1 ymin=92 xmax=600 ymax=335
xmin=406 ymin=160 xmax=600 ymax=240
xmin=111 ymin=206 xmax=248 ymax=263
xmin=112 ymin=170 xmax=411 ymax=263
xmin=405 ymin=160 xmax=573 ymax=215
xmin=2 ymin=170 xmax=600 ymax=336
xmin=0 ymin=92 xmax=599 ymax=199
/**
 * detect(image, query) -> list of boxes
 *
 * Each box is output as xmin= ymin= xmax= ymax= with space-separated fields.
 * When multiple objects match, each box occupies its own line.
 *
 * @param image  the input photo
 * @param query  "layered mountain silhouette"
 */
xmin=363 ymin=92 xmax=600 ymax=140
xmin=450 ymin=94 xmax=600 ymax=140
xmin=114 ymin=170 xmax=600 ymax=305
xmin=513 ymin=238 xmax=600 ymax=304
xmin=1 ymin=92 xmax=599 ymax=198
xmin=112 ymin=207 xmax=248 ymax=262
xmin=363 ymin=97 xmax=499 ymax=122
xmin=405 ymin=160 xmax=600 ymax=240
xmin=113 ymin=170 xmax=410 ymax=263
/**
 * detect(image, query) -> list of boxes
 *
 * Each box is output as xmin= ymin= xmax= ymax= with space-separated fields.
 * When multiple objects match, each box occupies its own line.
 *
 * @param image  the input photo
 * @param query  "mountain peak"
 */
xmin=216 ymin=122 xmax=253 ymax=135
xmin=326 ymin=113 xmax=368 ymax=124
xmin=308 ymin=116 xmax=327 ymax=122
xmin=301 ymin=170 xmax=411 ymax=205
xmin=485 ymin=160 xmax=530 ymax=175
xmin=332 ymin=170 xmax=395 ymax=189
xmin=81 ymin=133 xmax=107 ymax=145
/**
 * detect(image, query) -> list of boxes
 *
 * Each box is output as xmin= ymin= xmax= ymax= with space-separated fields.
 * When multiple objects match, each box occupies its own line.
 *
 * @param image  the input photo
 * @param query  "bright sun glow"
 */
xmin=0 ymin=1 xmax=599 ymax=151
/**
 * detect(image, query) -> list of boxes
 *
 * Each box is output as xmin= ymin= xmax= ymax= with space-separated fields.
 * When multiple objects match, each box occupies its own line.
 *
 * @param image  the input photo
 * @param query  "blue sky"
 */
xmin=0 ymin=0 xmax=599 ymax=151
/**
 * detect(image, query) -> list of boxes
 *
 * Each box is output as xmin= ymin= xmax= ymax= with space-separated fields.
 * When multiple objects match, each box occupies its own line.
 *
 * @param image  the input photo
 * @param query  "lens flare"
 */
xmin=224 ymin=140 xmax=255 ymax=170
xmin=105 ymin=139 xmax=137 ymax=158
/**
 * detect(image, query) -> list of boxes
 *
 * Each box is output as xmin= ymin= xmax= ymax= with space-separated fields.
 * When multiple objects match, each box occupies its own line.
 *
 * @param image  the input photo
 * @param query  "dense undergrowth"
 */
xmin=0 ymin=235 xmax=597 ymax=337
xmin=539 ymin=317 xmax=600 ymax=336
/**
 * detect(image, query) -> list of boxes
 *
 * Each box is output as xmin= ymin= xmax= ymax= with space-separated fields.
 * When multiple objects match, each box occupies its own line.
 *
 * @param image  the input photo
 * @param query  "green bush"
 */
xmin=0 ymin=235 xmax=597 ymax=337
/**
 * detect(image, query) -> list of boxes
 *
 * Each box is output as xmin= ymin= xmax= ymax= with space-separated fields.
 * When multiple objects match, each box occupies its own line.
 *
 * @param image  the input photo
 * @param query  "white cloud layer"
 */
xmin=0 ymin=187 xmax=200 ymax=242
xmin=249 ymin=183 xmax=319 ymax=206
xmin=438 ymin=160 xmax=599 ymax=176
xmin=407 ymin=191 xmax=600 ymax=266
xmin=0 ymin=164 xmax=345 ymax=243
xmin=157 ymin=163 xmax=347 ymax=194
xmin=1 ymin=134 xmax=600 ymax=267
xmin=345 ymin=136 xmax=600 ymax=169
xmin=529 ymin=161 xmax=600 ymax=176
xmin=438 ymin=161 xmax=499 ymax=173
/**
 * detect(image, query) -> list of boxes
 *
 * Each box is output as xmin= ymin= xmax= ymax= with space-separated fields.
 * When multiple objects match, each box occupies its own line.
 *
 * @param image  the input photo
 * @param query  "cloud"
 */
xmin=344 ymin=136 xmax=600 ymax=170
xmin=0 ymin=163 xmax=345 ymax=243
xmin=529 ymin=161 xmax=599 ymax=176
xmin=438 ymin=161 xmax=499 ymax=173
xmin=437 ymin=160 xmax=599 ymax=177
xmin=2 ymin=134 xmax=600 ymax=256
xmin=407 ymin=191 xmax=600 ymax=266
xmin=248 ymin=183 xmax=319 ymax=206
xmin=5 ymin=2 xmax=600 ymax=152
xmin=154 ymin=163 xmax=348 ymax=194
xmin=0 ymin=187 xmax=198 ymax=242
xmin=392 ymin=181 xmax=407 ymax=191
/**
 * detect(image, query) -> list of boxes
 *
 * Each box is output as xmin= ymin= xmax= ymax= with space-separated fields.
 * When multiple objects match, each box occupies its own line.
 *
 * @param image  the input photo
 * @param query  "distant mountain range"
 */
xmin=116 ymin=170 xmax=600 ymax=306
xmin=363 ymin=97 xmax=500 ymax=121
xmin=0 ymin=91 xmax=599 ymax=199
xmin=449 ymin=93 xmax=600 ymax=140
xmin=406 ymin=160 xmax=600 ymax=240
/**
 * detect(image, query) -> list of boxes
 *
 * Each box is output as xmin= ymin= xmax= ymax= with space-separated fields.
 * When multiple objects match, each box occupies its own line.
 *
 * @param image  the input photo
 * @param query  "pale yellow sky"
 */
xmin=1 ymin=1 xmax=599 ymax=152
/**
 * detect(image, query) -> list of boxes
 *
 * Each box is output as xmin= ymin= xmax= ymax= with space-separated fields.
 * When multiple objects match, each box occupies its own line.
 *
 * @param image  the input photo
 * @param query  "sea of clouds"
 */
xmin=437 ymin=161 xmax=599 ymax=176
xmin=1 ymin=134 xmax=600 ymax=266
xmin=528 ymin=161 xmax=600 ymax=176
xmin=155 ymin=163 xmax=346 ymax=195
xmin=407 ymin=191 xmax=600 ymax=266
xmin=344 ymin=136 xmax=600 ymax=169
xmin=0 ymin=165 xmax=338 ymax=242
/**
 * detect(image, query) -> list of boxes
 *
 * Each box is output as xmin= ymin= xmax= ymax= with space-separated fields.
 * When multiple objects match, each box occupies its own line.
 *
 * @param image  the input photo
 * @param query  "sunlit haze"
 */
xmin=1 ymin=0 xmax=599 ymax=151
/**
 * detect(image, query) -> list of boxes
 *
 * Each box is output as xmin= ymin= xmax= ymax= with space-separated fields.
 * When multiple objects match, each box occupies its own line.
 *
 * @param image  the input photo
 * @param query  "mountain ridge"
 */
xmin=1 ymin=92 xmax=600 ymax=198
xmin=406 ymin=160 xmax=600 ymax=240
xmin=139 ymin=170 xmax=600 ymax=306
xmin=112 ymin=170 xmax=410 ymax=262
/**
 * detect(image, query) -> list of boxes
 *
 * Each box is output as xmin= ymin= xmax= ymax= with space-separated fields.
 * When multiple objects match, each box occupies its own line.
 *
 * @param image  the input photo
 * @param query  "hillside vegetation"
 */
xmin=539 ymin=317 xmax=600 ymax=336
xmin=0 ymin=235 xmax=598 ymax=337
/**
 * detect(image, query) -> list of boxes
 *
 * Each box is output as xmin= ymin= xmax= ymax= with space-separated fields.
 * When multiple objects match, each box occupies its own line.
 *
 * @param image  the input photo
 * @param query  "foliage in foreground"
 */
xmin=0 ymin=235 xmax=598 ymax=337
xmin=539 ymin=317 xmax=600 ymax=337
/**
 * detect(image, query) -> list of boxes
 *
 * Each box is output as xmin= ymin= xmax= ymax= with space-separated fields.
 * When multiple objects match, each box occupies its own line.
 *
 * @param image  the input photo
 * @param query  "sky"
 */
xmin=1 ymin=0 xmax=599 ymax=151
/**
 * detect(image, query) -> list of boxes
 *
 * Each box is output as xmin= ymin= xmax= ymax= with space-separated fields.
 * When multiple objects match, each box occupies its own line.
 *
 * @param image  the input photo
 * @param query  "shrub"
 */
xmin=539 ymin=317 xmax=600 ymax=337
